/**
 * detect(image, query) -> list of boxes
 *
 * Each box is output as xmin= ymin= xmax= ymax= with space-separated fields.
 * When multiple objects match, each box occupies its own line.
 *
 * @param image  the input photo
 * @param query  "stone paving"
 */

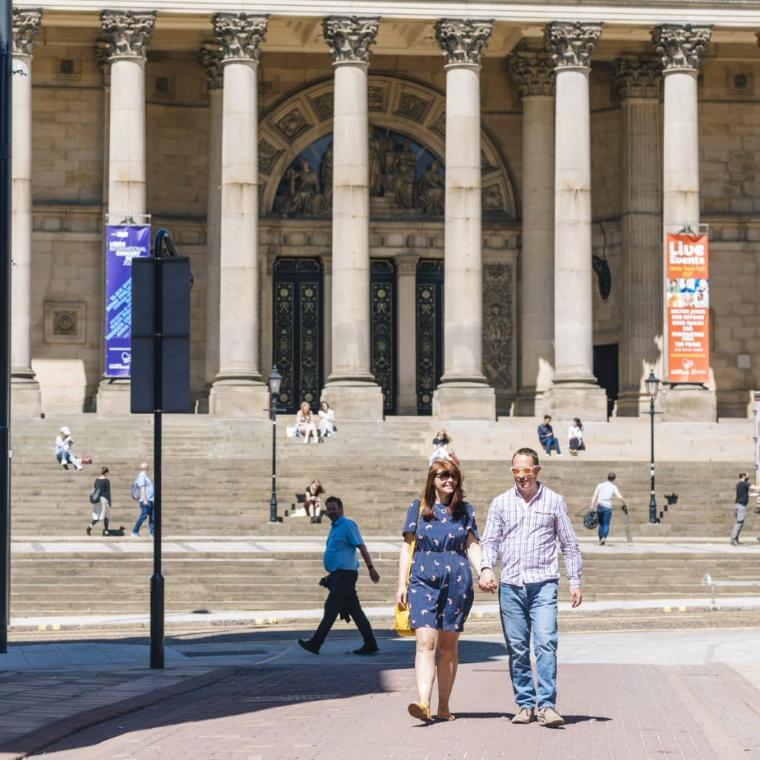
xmin=0 ymin=628 xmax=759 ymax=759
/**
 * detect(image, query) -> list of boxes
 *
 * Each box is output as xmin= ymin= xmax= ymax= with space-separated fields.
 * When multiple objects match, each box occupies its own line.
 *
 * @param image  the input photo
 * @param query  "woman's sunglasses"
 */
xmin=435 ymin=471 xmax=457 ymax=481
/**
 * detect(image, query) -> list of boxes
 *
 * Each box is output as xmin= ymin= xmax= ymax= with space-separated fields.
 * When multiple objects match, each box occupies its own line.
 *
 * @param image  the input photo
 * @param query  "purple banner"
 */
xmin=104 ymin=224 xmax=150 ymax=377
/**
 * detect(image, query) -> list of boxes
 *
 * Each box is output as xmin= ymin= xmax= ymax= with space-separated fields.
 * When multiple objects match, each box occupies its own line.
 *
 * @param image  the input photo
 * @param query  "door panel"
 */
xmin=370 ymin=260 xmax=397 ymax=416
xmin=416 ymin=260 xmax=444 ymax=415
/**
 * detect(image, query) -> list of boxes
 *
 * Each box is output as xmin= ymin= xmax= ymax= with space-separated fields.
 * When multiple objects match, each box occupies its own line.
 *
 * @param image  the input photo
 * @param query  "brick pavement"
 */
xmin=26 ymin=659 xmax=759 ymax=759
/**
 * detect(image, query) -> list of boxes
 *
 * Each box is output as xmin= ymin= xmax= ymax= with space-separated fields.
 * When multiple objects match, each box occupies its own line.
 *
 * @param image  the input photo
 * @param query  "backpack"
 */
xmin=89 ymin=487 xmax=102 ymax=505
xmin=130 ymin=479 xmax=142 ymax=501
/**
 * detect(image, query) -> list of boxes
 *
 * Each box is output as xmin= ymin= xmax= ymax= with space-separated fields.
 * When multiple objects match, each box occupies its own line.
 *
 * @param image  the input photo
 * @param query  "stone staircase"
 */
xmin=6 ymin=414 xmax=758 ymax=619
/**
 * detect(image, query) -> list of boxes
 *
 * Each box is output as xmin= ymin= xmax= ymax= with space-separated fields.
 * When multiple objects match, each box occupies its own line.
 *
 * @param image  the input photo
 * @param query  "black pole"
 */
xmin=150 ymin=240 xmax=165 ymax=669
xmin=0 ymin=0 xmax=12 ymax=655
xmin=648 ymin=394 xmax=658 ymax=524
xmin=270 ymin=396 xmax=278 ymax=522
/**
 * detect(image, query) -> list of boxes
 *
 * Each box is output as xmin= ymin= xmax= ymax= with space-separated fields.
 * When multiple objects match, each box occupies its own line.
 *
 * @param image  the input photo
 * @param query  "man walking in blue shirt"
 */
xmin=299 ymin=496 xmax=381 ymax=655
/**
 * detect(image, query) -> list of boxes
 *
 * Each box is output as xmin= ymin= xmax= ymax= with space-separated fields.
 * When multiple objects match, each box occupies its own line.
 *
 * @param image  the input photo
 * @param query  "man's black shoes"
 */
xmin=298 ymin=639 xmax=320 ymax=655
xmin=352 ymin=644 xmax=379 ymax=656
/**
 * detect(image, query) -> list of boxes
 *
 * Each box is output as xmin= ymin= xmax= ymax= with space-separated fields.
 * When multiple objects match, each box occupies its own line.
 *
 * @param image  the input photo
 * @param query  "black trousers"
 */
xmin=311 ymin=570 xmax=377 ymax=650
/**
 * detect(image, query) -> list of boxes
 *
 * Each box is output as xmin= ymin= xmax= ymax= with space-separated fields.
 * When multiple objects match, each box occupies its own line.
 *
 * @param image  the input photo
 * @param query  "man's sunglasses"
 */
xmin=435 ymin=471 xmax=457 ymax=481
xmin=511 ymin=466 xmax=538 ymax=476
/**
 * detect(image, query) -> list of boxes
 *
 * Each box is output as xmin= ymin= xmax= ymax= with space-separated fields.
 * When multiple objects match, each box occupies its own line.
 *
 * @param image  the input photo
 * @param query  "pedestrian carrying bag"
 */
xmin=89 ymin=487 xmax=102 ymax=505
xmin=130 ymin=480 xmax=141 ymax=501
xmin=395 ymin=502 xmax=423 ymax=637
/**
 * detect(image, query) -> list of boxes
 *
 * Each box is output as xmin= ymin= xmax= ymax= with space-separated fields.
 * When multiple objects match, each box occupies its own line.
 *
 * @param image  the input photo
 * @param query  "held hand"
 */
xmin=478 ymin=568 xmax=497 ymax=593
xmin=369 ymin=567 xmax=380 ymax=584
xmin=395 ymin=587 xmax=407 ymax=607
xmin=571 ymin=588 xmax=583 ymax=608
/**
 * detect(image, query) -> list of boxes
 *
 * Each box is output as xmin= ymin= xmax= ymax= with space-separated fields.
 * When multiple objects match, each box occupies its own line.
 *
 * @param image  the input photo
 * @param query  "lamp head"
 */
xmin=268 ymin=365 xmax=282 ymax=396
xmin=645 ymin=370 xmax=660 ymax=398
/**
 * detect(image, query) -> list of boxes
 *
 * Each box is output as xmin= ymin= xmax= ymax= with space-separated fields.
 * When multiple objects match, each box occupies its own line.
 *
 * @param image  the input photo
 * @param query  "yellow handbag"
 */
xmin=394 ymin=503 xmax=422 ymax=637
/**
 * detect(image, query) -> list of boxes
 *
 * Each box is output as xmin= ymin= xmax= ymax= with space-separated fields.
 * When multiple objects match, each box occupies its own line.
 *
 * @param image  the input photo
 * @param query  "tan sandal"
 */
xmin=407 ymin=702 xmax=433 ymax=722
xmin=436 ymin=708 xmax=456 ymax=721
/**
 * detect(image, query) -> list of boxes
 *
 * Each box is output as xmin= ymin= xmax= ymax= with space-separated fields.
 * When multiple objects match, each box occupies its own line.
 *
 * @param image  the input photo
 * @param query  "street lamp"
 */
xmin=268 ymin=366 xmax=283 ymax=523
xmin=645 ymin=370 xmax=660 ymax=524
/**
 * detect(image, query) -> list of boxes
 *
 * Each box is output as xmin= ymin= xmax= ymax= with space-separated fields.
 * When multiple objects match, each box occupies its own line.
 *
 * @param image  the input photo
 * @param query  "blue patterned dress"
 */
xmin=403 ymin=499 xmax=479 ymax=632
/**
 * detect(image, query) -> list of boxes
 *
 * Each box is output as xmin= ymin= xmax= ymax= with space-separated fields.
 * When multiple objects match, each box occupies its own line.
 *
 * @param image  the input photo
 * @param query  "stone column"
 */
xmin=394 ymin=253 xmax=419 ymax=415
xmin=614 ymin=57 xmax=663 ymax=416
xmin=209 ymin=13 xmax=270 ymax=418
xmin=543 ymin=21 xmax=607 ymax=419
xmin=10 ymin=9 xmax=43 ymax=417
xmin=652 ymin=24 xmax=715 ymax=420
xmin=200 ymin=45 xmax=223 ymax=397
xmin=508 ymin=51 xmax=555 ymax=416
xmin=321 ymin=16 xmax=384 ymax=419
xmin=95 ymin=10 xmax=155 ymax=415
xmin=432 ymin=18 xmax=496 ymax=421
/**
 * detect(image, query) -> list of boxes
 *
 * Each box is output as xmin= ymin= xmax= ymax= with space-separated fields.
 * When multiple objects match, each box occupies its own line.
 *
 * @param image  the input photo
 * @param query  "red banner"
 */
xmin=666 ymin=233 xmax=709 ymax=384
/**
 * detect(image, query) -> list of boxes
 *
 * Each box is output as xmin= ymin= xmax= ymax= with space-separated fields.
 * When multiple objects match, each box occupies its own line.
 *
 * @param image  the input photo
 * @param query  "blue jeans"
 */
xmin=499 ymin=580 xmax=559 ymax=709
xmin=132 ymin=501 xmax=154 ymax=536
xmin=541 ymin=437 xmax=561 ymax=455
xmin=597 ymin=506 xmax=612 ymax=541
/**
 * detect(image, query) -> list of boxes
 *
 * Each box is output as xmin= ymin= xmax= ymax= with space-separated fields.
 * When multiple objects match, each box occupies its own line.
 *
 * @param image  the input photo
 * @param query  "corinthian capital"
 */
xmin=614 ymin=56 xmax=661 ymax=100
xmin=434 ymin=19 xmax=493 ymax=67
xmin=199 ymin=45 xmax=223 ymax=90
xmin=322 ymin=16 xmax=380 ymax=64
xmin=544 ymin=22 xmax=602 ymax=70
xmin=507 ymin=51 xmax=555 ymax=97
xmin=652 ymin=25 xmax=712 ymax=73
xmin=12 ymin=8 xmax=42 ymax=57
xmin=100 ymin=10 xmax=155 ymax=61
xmin=213 ymin=13 xmax=268 ymax=62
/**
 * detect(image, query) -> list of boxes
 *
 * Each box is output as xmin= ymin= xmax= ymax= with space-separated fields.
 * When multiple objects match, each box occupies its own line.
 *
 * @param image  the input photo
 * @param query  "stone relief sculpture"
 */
xmin=418 ymin=160 xmax=445 ymax=216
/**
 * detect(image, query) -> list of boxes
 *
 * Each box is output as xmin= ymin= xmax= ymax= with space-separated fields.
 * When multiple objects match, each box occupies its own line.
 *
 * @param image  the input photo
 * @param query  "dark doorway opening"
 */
xmin=593 ymin=343 xmax=619 ymax=418
xmin=272 ymin=258 xmax=323 ymax=414
xmin=416 ymin=260 xmax=444 ymax=415
xmin=370 ymin=260 xmax=397 ymax=416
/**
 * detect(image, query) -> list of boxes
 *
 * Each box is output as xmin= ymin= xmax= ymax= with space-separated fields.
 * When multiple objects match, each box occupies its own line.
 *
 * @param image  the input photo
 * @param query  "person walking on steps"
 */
xmin=479 ymin=447 xmax=583 ymax=728
xmin=730 ymin=471 xmax=751 ymax=546
xmin=87 ymin=466 xmax=112 ymax=535
xmin=590 ymin=472 xmax=626 ymax=545
xmin=131 ymin=462 xmax=155 ymax=538
xmin=299 ymin=496 xmax=380 ymax=655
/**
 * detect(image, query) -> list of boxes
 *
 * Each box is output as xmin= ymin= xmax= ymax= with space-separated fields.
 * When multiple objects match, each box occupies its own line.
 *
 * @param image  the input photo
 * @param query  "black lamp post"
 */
xmin=268 ymin=366 xmax=282 ymax=523
xmin=645 ymin=370 xmax=660 ymax=524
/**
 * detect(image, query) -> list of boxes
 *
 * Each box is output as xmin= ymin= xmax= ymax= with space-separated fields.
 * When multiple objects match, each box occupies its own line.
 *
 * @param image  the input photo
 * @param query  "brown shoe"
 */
xmin=511 ymin=707 xmax=535 ymax=724
xmin=537 ymin=706 xmax=565 ymax=727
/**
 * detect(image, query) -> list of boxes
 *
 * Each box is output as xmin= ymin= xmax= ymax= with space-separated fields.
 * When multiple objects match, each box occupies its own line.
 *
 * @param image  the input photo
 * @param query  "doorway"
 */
xmin=272 ymin=258 xmax=323 ymax=414
xmin=416 ymin=260 xmax=444 ymax=415
xmin=593 ymin=343 xmax=619 ymax=418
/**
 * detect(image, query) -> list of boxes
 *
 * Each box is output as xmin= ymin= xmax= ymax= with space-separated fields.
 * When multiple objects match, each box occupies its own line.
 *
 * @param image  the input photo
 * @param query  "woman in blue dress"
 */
xmin=396 ymin=458 xmax=482 ymax=722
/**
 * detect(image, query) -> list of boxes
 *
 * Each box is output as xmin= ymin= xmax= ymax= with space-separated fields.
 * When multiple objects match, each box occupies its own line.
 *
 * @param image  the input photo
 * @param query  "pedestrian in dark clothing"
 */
xmin=299 ymin=496 xmax=380 ymax=655
xmin=537 ymin=415 xmax=562 ymax=456
xmin=730 ymin=471 xmax=751 ymax=545
xmin=87 ymin=466 xmax=112 ymax=535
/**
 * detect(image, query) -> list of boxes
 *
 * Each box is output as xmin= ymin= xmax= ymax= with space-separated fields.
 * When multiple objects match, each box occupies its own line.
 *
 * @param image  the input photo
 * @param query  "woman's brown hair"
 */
xmin=420 ymin=459 xmax=465 ymax=522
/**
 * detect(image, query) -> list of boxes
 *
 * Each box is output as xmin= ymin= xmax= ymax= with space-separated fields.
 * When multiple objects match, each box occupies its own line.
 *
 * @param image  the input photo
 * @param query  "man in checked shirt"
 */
xmin=478 ymin=447 xmax=583 ymax=728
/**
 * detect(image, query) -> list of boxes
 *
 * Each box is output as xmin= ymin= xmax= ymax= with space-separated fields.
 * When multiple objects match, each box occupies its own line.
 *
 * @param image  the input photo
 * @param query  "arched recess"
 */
xmin=257 ymin=74 xmax=518 ymax=220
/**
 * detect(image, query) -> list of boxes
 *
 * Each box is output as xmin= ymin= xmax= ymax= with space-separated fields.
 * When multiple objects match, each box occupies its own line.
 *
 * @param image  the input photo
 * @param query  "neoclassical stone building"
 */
xmin=9 ymin=1 xmax=760 ymax=420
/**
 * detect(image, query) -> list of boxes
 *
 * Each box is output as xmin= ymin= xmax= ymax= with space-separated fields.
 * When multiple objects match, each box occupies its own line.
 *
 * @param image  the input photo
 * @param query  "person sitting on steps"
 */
xmin=296 ymin=401 xmax=319 ymax=444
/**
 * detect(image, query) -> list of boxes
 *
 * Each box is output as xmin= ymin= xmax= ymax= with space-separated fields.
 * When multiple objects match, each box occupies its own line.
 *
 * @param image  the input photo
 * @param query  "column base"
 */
xmin=322 ymin=380 xmax=384 ymax=421
xmin=514 ymin=388 xmax=549 ymax=417
xmin=615 ymin=391 xmax=650 ymax=417
xmin=545 ymin=382 xmax=608 ymax=421
xmin=396 ymin=391 xmax=418 ymax=416
xmin=432 ymin=381 xmax=496 ymax=421
xmin=11 ymin=376 xmax=41 ymax=418
xmin=659 ymin=385 xmax=717 ymax=422
xmin=95 ymin=379 xmax=132 ymax=416
xmin=209 ymin=379 xmax=269 ymax=419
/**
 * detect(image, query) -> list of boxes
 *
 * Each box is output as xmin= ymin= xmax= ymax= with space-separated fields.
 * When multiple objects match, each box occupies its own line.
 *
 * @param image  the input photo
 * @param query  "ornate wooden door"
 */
xmin=370 ymin=260 xmax=397 ymax=415
xmin=416 ymin=259 xmax=444 ymax=415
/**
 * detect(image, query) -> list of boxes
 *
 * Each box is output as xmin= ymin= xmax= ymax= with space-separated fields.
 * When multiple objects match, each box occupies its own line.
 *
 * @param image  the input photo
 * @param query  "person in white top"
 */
xmin=568 ymin=418 xmax=584 ymax=456
xmin=317 ymin=401 xmax=336 ymax=441
xmin=590 ymin=472 xmax=626 ymax=545
xmin=428 ymin=430 xmax=459 ymax=466
xmin=54 ymin=426 xmax=82 ymax=471
xmin=296 ymin=401 xmax=319 ymax=444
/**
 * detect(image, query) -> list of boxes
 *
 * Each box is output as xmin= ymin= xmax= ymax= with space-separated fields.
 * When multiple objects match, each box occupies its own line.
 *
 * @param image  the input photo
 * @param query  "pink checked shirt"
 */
xmin=480 ymin=482 xmax=583 ymax=590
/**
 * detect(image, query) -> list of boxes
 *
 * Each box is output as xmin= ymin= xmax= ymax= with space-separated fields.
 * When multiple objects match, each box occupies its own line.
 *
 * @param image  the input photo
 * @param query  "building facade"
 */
xmin=10 ymin=1 xmax=760 ymax=420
